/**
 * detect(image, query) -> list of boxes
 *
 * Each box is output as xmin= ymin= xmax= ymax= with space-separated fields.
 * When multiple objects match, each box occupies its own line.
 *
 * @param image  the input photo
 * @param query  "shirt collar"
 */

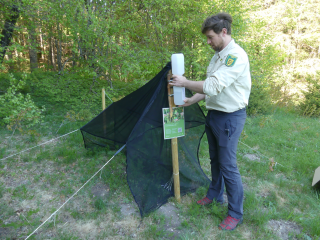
xmin=218 ymin=39 xmax=235 ymax=58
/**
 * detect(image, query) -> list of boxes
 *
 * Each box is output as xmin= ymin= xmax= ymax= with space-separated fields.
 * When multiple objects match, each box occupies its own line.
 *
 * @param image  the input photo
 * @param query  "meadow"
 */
xmin=0 ymin=101 xmax=319 ymax=239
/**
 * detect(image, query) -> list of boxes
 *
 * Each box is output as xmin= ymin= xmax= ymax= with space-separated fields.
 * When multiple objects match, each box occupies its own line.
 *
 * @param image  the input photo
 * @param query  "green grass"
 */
xmin=0 ymin=100 xmax=320 ymax=239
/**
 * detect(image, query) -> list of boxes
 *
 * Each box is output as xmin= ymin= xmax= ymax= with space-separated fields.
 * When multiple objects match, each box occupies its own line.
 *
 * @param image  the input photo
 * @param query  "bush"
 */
xmin=27 ymin=70 xmax=143 ymax=112
xmin=0 ymin=73 xmax=45 ymax=133
xmin=299 ymin=72 xmax=320 ymax=117
xmin=247 ymin=79 xmax=272 ymax=115
xmin=240 ymin=17 xmax=286 ymax=115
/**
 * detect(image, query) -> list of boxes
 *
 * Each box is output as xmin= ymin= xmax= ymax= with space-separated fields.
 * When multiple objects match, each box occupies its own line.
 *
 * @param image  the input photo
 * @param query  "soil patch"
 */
xmin=244 ymin=153 xmax=260 ymax=162
xmin=0 ymin=227 xmax=12 ymax=239
xmin=120 ymin=203 xmax=139 ymax=217
xmin=91 ymin=182 xmax=110 ymax=199
xmin=157 ymin=202 xmax=182 ymax=239
xmin=267 ymin=220 xmax=301 ymax=240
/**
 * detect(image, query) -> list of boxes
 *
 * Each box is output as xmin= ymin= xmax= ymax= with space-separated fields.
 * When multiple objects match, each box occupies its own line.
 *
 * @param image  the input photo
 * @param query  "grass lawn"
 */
xmin=0 ymin=104 xmax=319 ymax=239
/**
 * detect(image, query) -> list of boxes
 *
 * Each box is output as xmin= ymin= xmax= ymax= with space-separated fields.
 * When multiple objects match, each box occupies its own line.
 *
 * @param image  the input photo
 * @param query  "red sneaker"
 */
xmin=218 ymin=215 xmax=243 ymax=231
xmin=196 ymin=197 xmax=213 ymax=205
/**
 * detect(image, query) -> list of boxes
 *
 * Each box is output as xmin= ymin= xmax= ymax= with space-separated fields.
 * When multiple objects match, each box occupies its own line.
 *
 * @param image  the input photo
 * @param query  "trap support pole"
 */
xmin=167 ymin=70 xmax=181 ymax=203
xmin=102 ymin=88 xmax=106 ymax=110
xmin=102 ymin=88 xmax=106 ymax=135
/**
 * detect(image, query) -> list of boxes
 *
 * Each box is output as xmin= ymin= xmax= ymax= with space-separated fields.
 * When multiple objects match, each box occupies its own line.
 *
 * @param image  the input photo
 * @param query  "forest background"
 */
xmin=0 ymin=0 xmax=320 ymax=131
xmin=1 ymin=0 xmax=320 ymax=239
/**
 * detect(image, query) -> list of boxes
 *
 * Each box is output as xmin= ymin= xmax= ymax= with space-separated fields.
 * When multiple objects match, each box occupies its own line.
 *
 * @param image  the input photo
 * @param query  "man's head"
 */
xmin=202 ymin=13 xmax=233 ymax=52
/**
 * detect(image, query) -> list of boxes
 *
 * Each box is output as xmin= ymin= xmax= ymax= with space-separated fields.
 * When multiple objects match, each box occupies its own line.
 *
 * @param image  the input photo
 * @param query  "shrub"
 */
xmin=27 ymin=70 xmax=143 ymax=112
xmin=0 ymin=73 xmax=45 ymax=133
xmin=299 ymin=72 xmax=320 ymax=117
xmin=247 ymin=79 xmax=272 ymax=115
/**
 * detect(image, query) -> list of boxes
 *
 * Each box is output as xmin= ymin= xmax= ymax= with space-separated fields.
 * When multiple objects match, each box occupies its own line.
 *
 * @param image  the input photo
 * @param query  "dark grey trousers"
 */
xmin=205 ymin=108 xmax=246 ymax=219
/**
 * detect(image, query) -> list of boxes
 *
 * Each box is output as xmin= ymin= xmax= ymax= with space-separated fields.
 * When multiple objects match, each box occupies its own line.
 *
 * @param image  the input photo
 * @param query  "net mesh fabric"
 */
xmin=80 ymin=62 xmax=210 ymax=216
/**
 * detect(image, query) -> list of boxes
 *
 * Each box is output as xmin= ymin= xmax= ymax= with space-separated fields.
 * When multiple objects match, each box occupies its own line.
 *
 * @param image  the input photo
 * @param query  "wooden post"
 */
xmin=102 ymin=88 xmax=106 ymax=135
xmin=167 ymin=70 xmax=181 ymax=203
xmin=102 ymin=88 xmax=106 ymax=110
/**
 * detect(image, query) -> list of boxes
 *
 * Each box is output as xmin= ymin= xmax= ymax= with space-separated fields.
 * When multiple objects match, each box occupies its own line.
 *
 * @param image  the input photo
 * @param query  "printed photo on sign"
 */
xmin=162 ymin=107 xmax=185 ymax=139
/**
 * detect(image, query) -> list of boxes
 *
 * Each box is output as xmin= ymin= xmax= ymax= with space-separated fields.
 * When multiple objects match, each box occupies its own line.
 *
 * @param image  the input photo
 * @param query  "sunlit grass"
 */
xmin=0 ymin=103 xmax=319 ymax=239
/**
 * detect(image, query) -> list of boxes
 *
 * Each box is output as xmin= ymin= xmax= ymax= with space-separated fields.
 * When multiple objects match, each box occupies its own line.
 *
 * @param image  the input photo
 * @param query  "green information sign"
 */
xmin=163 ymin=107 xmax=185 ymax=139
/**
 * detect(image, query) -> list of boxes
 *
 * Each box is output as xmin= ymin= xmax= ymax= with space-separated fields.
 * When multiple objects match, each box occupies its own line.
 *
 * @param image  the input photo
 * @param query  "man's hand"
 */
xmin=170 ymin=75 xmax=187 ymax=87
xmin=177 ymin=94 xmax=206 ymax=107
xmin=177 ymin=98 xmax=192 ymax=107
xmin=169 ymin=75 xmax=205 ymax=94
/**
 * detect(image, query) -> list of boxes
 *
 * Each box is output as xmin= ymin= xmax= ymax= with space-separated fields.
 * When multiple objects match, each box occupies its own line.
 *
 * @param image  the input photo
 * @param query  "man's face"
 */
xmin=205 ymin=29 xmax=225 ymax=52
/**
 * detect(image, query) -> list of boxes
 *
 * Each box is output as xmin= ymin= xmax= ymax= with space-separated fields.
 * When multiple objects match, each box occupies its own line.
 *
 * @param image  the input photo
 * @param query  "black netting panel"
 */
xmin=81 ymin=131 xmax=124 ymax=151
xmin=81 ymin=64 xmax=171 ymax=144
xmin=80 ymin=62 xmax=210 ymax=216
xmin=127 ymin=125 xmax=210 ymax=216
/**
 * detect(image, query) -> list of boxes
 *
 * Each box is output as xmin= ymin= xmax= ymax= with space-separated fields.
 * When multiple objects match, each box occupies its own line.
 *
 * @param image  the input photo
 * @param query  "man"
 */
xmin=170 ymin=12 xmax=251 ymax=231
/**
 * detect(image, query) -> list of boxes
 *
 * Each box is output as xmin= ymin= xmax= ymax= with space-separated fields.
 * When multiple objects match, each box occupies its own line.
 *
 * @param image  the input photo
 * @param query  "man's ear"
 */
xmin=222 ymin=28 xmax=227 ymax=36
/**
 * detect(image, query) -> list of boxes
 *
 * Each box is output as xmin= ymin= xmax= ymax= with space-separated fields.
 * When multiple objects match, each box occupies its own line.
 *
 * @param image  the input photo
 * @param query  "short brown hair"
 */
xmin=201 ymin=13 xmax=232 ymax=35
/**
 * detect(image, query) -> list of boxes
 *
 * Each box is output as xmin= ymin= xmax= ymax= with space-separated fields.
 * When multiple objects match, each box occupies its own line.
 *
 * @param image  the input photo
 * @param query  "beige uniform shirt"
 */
xmin=203 ymin=39 xmax=251 ymax=113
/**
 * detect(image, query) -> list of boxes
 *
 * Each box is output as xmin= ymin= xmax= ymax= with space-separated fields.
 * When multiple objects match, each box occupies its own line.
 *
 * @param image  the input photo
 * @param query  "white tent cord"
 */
xmin=1 ymin=129 xmax=79 ymax=161
xmin=25 ymin=144 xmax=126 ymax=240
xmin=239 ymin=140 xmax=270 ymax=160
xmin=239 ymin=140 xmax=284 ymax=167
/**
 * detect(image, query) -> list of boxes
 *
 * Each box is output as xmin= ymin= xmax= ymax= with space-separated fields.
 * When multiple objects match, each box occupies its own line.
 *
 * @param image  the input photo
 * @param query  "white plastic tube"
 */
xmin=173 ymin=86 xmax=186 ymax=106
xmin=171 ymin=53 xmax=185 ymax=76
xmin=171 ymin=53 xmax=186 ymax=106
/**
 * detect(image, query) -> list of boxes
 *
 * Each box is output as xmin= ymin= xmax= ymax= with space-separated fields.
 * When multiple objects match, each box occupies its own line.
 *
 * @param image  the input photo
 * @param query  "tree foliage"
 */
xmin=0 ymin=0 xmax=287 ymax=122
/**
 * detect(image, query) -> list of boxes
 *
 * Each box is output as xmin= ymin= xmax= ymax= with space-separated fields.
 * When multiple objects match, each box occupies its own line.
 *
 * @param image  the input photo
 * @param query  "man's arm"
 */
xmin=170 ymin=75 xmax=204 ymax=94
xmin=178 ymin=93 xmax=206 ymax=107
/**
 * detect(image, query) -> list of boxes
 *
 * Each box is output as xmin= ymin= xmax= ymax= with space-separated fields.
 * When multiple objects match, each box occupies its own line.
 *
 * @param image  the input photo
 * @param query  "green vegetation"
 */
xmin=299 ymin=72 xmax=320 ymax=116
xmin=0 ymin=100 xmax=319 ymax=239
xmin=0 ymin=0 xmax=320 ymax=239
xmin=0 ymin=73 xmax=45 ymax=134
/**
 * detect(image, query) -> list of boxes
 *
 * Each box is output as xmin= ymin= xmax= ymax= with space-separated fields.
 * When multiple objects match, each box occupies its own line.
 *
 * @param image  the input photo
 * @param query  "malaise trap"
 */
xmin=80 ymin=62 xmax=210 ymax=217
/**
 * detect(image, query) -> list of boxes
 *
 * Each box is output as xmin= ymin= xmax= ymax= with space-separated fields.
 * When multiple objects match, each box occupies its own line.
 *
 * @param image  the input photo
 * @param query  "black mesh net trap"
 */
xmin=80 ymin=62 xmax=210 ymax=216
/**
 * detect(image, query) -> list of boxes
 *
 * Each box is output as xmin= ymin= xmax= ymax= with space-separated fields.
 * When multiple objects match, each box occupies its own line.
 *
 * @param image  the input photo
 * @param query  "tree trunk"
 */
xmin=56 ymin=22 xmax=62 ymax=71
xmin=48 ymin=36 xmax=56 ymax=71
xmin=39 ymin=27 xmax=45 ymax=65
xmin=0 ymin=5 xmax=20 ymax=64
xmin=7 ymin=49 xmax=14 ymax=72
xmin=28 ymin=24 xmax=38 ymax=71
xmin=55 ymin=38 xmax=62 ymax=71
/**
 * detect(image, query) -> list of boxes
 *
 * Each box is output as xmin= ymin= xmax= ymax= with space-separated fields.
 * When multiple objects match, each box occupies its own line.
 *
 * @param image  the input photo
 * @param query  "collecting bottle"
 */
xmin=171 ymin=53 xmax=186 ymax=106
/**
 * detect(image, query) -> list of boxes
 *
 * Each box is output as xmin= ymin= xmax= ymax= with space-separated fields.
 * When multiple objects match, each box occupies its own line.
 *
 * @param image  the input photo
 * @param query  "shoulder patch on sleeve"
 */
xmin=225 ymin=54 xmax=238 ymax=67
